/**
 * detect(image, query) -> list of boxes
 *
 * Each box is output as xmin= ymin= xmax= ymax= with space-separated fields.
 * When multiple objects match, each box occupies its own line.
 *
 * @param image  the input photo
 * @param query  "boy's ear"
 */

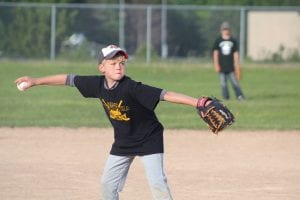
xmin=98 ymin=63 xmax=105 ymax=73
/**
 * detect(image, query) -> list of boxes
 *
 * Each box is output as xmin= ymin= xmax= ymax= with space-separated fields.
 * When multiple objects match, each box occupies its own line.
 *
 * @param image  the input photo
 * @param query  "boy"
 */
xmin=213 ymin=22 xmax=245 ymax=100
xmin=15 ymin=45 xmax=208 ymax=200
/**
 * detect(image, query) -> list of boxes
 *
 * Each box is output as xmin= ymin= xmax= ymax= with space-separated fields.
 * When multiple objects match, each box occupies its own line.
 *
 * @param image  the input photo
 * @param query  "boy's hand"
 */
xmin=235 ymin=67 xmax=241 ymax=81
xmin=15 ymin=76 xmax=35 ymax=91
xmin=214 ymin=64 xmax=221 ymax=73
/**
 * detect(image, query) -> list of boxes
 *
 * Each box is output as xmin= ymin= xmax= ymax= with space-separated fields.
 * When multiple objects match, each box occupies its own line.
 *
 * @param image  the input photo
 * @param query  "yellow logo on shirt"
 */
xmin=101 ymin=99 xmax=130 ymax=121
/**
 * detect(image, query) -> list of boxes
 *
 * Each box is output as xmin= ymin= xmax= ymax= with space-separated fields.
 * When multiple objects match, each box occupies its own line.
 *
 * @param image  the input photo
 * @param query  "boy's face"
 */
xmin=221 ymin=28 xmax=230 ymax=36
xmin=99 ymin=54 xmax=127 ymax=81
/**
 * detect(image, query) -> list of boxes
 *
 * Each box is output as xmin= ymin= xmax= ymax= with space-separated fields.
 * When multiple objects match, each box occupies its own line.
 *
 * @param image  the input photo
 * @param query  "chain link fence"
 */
xmin=0 ymin=2 xmax=299 ymax=62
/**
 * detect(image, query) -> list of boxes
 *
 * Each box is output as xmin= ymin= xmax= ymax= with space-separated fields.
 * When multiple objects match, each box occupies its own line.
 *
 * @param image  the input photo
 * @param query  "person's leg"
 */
xmin=228 ymin=72 xmax=245 ymax=100
xmin=101 ymin=154 xmax=134 ymax=200
xmin=219 ymin=73 xmax=229 ymax=100
xmin=140 ymin=153 xmax=173 ymax=200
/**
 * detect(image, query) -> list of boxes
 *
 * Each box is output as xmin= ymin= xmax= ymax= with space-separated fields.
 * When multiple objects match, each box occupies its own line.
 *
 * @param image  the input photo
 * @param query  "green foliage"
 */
xmin=72 ymin=9 xmax=119 ymax=45
xmin=168 ymin=0 xmax=300 ymax=6
xmin=1 ymin=7 xmax=51 ymax=58
xmin=56 ymin=8 xmax=79 ymax=53
xmin=0 ymin=5 xmax=78 ymax=59
xmin=1 ymin=60 xmax=300 ymax=130
xmin=0 ymin=1 xmax=299 ymax=61
xmin=288 ymin=50 xmax=300 ymax=62
xmin=251 ymin=45 xmax=300 ymax=63
xmin=58 ymin=40 xmax=95 ymax=61
xmin=270 ymin=45 xmax=286 ymax=62
xmin=134 ymin=43 xmax=160 ymax=60
xmin=2 ymin=0 xmax=300 ymax=5
xmin=167 ymin=10 xmax=206 ymax=57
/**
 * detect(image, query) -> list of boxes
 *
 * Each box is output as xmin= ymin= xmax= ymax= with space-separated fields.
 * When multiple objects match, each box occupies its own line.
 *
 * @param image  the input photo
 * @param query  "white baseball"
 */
xmin=17 ymin=82 xmax=28 ymax=91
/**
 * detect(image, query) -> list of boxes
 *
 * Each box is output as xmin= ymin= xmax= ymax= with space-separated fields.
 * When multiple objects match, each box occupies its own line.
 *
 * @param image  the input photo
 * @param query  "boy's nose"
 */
xmin=115 ymin=63 xmax=121 ymax=69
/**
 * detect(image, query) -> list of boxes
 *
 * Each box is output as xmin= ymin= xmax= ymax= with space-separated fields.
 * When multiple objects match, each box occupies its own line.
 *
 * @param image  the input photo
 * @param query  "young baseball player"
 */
xmin=15 ymin=45 xmax=209 ymax=200
xmin=213 ymin=22 xmax=245 ymax=100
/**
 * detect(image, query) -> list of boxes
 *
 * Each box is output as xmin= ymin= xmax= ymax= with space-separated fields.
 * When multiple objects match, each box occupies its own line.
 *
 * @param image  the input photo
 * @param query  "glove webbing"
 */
xmin=206 ymin=107 xmax=225 ymax=133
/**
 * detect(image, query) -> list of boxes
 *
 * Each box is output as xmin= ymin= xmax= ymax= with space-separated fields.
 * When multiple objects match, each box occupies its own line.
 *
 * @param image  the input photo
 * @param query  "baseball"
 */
xmin=17 ymin=82 xmax=28 ymax=91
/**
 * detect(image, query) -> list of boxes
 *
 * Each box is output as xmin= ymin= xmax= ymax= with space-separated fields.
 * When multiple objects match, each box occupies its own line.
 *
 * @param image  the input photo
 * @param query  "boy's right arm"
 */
xmin=213 ymin=50 xmax=221 ymax=73
xmin=15 ymin=74 xmax=68 ymax=90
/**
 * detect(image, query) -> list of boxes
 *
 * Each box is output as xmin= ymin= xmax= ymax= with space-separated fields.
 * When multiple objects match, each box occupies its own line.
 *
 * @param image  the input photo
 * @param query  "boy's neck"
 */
xmin=221 ymin=34 xmax=231 ymax=40
xmin=104 ymin=78 xmax=119 ymax=90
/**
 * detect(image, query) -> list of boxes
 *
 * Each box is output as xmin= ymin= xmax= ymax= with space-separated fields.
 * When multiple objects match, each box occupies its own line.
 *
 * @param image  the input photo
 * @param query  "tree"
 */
xmin=0 ymin=0 xmax=78 ymax=58
xmin=167 ymin=10 xmax=206 ymax=57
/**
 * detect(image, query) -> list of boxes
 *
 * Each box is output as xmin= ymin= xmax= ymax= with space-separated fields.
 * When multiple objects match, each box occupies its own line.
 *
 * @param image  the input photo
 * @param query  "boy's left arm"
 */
xmin=162 ymin=91 xmax=198 ymax=107
xmin=162 ymin=91 xmax=234 ymax=134
xmin=234 ymin=51 xmax=241 ymax=81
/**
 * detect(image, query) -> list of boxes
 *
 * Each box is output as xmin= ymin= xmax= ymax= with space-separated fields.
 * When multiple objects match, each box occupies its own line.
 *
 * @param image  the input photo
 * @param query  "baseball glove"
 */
xmin=196 ymin=97 xmax=235 ymax=134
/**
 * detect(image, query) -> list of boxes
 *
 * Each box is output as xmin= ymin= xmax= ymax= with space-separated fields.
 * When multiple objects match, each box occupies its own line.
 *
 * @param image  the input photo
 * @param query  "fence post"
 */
xmin=50 ymin=4 xmax=56 ymax=61
xmin=146 ymin=6 xmax=152 ymax=63
xmin=119 ymin=0 xmax=125 ymax=49
xmin=239 ymin=7 xmax=246 ymax=63
xmin=161 ymin=0 xmax=168 ymax=59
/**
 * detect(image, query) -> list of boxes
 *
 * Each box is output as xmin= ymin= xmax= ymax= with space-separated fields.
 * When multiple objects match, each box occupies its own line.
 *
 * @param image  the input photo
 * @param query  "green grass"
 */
xmin=1 ymin=60 xmax=300 ymax=130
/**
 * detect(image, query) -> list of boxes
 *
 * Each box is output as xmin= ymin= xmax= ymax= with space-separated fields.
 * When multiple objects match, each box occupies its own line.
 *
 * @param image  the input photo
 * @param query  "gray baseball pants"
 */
xmin=101 ymin=153 xmax=173 ymax=200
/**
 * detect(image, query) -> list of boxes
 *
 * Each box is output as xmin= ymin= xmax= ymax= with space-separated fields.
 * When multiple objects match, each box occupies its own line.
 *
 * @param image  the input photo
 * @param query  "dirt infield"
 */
xmin=0 ymin=128 xmax=299 ymax=200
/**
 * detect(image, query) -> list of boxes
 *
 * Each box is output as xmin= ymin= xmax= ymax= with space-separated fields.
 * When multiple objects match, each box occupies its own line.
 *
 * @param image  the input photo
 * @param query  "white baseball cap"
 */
xmin=98 ymin=45 xmax=128 ymax=64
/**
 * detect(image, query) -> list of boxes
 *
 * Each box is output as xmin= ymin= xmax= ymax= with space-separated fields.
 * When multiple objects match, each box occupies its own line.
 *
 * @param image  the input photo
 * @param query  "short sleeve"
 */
xmin=212 ymin=38 xmax=219 ymax=51
xmin=74 ymin=75 xmax=102 ymax=98
xmin=232 ymin=39 xmax=239 ymax=52
xmin=129 ymin=81 xmax=163 ymax=111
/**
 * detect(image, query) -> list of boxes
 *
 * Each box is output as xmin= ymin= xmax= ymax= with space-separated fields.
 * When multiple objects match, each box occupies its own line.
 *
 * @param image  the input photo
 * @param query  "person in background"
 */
xmin=213 ymin=21 xmax=245 ymax=101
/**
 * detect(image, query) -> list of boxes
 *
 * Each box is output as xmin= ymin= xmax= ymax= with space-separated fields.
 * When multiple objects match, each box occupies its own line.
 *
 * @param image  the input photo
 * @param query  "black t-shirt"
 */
xmin=74 ymin=75 xmax=164 ymax=156
xmin=213 ymin=36 xmax=238 ymax=73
